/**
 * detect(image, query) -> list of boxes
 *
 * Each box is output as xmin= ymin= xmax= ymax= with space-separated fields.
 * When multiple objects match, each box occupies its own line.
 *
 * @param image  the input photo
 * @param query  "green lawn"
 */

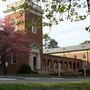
xmin=0 ymin=81 xmax=90 ymax=90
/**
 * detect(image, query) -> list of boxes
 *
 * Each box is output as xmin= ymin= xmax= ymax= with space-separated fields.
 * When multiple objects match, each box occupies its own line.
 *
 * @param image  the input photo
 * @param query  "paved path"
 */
xmin=0 ymin=76 xmax=90 ymax=84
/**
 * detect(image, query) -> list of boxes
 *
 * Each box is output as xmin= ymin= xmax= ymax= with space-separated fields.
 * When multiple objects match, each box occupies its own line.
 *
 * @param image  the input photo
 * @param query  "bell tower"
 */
xmin=4 ymin=0 xmax=42 ymax=71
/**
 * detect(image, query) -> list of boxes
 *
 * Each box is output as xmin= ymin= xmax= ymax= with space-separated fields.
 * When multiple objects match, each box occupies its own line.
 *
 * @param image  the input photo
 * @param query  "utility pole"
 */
xmin=83 ymin=62 xmax=86 ymax=77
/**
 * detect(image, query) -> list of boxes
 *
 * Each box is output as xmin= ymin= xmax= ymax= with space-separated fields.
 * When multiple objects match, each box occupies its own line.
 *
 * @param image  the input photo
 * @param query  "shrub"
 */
xmin=78 ymin=69 xmax=90 ymax=76
xmin=19 ymin=64 xmax=32 ymax=74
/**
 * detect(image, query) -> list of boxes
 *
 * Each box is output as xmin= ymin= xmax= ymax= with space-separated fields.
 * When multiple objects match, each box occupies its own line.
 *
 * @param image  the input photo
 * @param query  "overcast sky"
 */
xmin=0 ymin=0 xmax=90 ymax=47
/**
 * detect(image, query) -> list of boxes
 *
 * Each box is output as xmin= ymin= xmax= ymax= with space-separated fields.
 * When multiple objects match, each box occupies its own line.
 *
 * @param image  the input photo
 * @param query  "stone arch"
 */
xmin=64 ymin=61 xmax=68 ymax=70
xmin=73 ymin=62 xmax=76 ymax=70
xmin=77 ymin=62 xmax=80 ymax=69
xmin=48 ymin=59 xmax=52 ymax=72
xmin=60 ymin=61 xmax=63 ymax=69
xmin=43 ymin=59 xmax=46 ymax=70
xmin=53 ymin=60 xmax=58 ymax=73
xmin=69 ymin=62 xmax=72 ymax=69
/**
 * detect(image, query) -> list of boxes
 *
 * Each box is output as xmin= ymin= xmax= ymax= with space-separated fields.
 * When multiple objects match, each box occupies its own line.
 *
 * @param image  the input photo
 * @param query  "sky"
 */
xmin=0 ymin=0 xmax=90 ymax=47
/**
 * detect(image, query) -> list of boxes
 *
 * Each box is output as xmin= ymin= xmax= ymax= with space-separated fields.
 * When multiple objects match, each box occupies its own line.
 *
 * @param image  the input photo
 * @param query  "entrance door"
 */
xmin=33 ymin=56 xmax=37 ymax=71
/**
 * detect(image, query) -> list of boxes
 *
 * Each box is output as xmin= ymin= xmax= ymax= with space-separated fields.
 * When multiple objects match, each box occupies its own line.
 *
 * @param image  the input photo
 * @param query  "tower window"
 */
xmin=32 ymin=25 xmax=36 ymax=33
xmin=32 ymin=18 xmax=37 ymax=33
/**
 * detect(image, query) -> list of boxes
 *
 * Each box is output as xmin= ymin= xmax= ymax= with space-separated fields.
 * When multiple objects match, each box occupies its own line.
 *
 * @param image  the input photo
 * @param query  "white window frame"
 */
xmin=32 ymin=18 xmax=37 ymax=33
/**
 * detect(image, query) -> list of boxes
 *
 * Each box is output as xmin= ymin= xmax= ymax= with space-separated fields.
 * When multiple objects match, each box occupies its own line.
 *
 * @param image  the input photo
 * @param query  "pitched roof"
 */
xmin=43 ymin=43 xmax=90 ymax=54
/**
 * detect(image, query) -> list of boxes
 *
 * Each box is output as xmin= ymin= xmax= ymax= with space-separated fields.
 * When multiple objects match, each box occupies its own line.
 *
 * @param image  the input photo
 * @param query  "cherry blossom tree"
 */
xmin=0 ymin=19 xmax=32 ymax=73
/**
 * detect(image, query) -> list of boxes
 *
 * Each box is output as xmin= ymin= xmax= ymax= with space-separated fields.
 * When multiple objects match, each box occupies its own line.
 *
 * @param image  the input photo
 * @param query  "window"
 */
xmin=11 ymin=53 xmax=16 ymax=64
xmin=32 ymin=18 xmax=37 ymax=33
xmin=83 ymin=54 xmax=86 ymax=58
xmin=32 ymin=25 xmax=36 ymax=33
xmin=74 ymin=55 xmax=77 ymax=59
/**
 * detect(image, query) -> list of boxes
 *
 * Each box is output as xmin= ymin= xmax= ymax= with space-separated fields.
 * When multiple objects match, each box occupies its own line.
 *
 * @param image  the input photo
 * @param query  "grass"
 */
xmin=0 ymin=81 xmax=90 ymax=90
xmin=9 ymin=72 xmax=80 ymax=78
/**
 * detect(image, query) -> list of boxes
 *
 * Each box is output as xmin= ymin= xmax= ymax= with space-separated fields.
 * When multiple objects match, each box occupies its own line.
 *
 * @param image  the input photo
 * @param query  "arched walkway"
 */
xmin=42 ymin=59 xmax=46 ymax=70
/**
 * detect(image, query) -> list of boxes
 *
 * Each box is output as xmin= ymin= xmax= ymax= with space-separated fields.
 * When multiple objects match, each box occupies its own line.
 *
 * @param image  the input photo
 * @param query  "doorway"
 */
xmin=33 ymin=56 xmax=37 ymax=71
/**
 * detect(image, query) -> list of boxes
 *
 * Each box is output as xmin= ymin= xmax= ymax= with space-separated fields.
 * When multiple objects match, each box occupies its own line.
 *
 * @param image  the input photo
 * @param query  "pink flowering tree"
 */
xmin=0 ymin=19 xmax=32 ymax=73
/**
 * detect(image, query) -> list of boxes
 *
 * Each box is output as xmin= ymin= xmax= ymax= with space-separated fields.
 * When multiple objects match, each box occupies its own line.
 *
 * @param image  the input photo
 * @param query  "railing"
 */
xmin=6 ymin=0 xmax=41 ymax=11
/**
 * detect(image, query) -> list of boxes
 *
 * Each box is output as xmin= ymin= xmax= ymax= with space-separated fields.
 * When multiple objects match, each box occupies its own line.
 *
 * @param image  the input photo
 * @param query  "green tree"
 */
xmin=48 ymin=39 xmax=59 ymax=48
xmin=81 ymin=40 xmax=90 ymax=44
xmin=43 ymin=34 xmax=51 ymax=49
xmin=43 ymin=34 xmax=59 ymax=49
xmin=1 ymin=0 xmax=90 ymax=32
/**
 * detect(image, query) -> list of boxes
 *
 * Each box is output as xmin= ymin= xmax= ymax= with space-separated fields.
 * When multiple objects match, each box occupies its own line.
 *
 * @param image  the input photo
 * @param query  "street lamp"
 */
xmin=83 ymin=61 xmax=87 ymax=77
xmin=82 ymin=45 xmax=88 ymax=77
xmin=62 ymin=48 xmax=66 ymax=57
xmin=82 ymin=45 xmax=88 ymax=68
